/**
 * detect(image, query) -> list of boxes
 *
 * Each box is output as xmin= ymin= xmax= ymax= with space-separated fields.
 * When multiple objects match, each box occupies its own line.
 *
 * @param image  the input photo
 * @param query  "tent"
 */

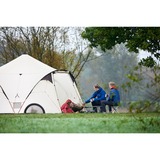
xmin=0 ymin=54 xmax=82 ymax=113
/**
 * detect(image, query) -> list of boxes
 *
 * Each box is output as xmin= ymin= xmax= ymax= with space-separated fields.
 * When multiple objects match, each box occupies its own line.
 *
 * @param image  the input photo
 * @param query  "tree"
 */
xmin=0 ymin=27 xmax=63 ymax=67
xmin=126 ymin=64 xmax=160 ymax=112
xmin=0 ymin=27 xmax=92 ymax=79
xmin=81 ymin=27 xmax=160 ymax=67
xmin=78 ymin=44 xmax=140 ymax=107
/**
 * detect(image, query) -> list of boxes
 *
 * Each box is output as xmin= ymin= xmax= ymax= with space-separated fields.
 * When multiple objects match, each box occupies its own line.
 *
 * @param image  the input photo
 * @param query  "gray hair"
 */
xmin=109 ymin=82 xmax=116 ymax=86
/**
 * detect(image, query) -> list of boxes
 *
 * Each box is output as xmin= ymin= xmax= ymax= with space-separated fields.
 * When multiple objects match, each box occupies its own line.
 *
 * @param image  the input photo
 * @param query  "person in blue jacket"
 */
xmin=101 ymin=82 xmax=120 ymax=113
xmin=83 ymin=84 xmax=106 ymax=112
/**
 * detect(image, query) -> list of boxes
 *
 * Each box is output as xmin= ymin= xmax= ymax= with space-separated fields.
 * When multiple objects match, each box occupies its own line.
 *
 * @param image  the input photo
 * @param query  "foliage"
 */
xmin=139 ymin=57 xmax=156 ymax=68
xmin=126 ymin=64 xmax=160 ymax=108
xmin=129 ymin=100 xmax=160 ymax=113
xmin=128 ymin=100 xmax=151 ymax=113
xmin=0 ymin=27 xmax=91 ymax=79
xmin=82 ymin=27 xmax=160 ymax=67
xmin=78 ymin=44 xmax=141 ymax=106
xmin=0 ymin=113 xmax=160 ymax=133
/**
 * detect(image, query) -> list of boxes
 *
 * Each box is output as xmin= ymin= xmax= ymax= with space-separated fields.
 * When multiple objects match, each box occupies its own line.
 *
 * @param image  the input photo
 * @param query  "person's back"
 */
xmin=61 ymin=99 xmax=74 ymax=113
xmin=109 ymin=88 xmax=120 ymax=105
xmin=101 ymin=82 xmax=120 ymax=113
xmin=61 ymin=99 xmax=84 ymax=113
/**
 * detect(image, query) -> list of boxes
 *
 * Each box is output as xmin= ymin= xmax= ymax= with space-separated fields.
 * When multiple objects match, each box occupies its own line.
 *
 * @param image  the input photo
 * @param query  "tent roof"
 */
xmin=0 ymin=54 xmax=56 ymax=102
xmin=0 ymin=54 xmax=56 ymax=74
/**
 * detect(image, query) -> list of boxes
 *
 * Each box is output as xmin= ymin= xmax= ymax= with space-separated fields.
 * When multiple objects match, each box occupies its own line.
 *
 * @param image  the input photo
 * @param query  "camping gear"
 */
xmin=0 ymin=55 xmax=82 ymax=113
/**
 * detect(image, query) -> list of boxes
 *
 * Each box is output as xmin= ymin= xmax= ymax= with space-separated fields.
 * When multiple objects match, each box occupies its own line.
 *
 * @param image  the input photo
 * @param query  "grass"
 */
xmin=0 ymin=112 xmax=160 ymax=133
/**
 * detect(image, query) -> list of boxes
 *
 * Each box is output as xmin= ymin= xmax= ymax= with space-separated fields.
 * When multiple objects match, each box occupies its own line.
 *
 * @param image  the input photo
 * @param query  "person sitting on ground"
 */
xmin=83 ymin=84 xmax=106 ymax=113
xmin=61 ymin=99 xmax=84 ymax=113
xmin=101 ymin=82 xmax=120 ymax=113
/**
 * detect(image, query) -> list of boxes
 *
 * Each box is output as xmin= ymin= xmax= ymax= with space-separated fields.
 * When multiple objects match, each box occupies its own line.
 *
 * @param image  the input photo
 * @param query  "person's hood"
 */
xmin=65 ymin=99 xmax=72 ymax=104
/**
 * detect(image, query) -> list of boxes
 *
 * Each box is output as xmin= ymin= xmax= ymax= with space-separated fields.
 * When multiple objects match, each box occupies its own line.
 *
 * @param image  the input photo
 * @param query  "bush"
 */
xmin=128 ymin=100 xmax=160 ymax=113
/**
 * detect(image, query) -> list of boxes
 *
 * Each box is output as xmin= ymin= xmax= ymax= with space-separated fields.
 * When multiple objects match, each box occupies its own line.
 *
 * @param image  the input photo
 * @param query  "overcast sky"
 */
xmin=138 ymin=50 xmax=151 ymax=59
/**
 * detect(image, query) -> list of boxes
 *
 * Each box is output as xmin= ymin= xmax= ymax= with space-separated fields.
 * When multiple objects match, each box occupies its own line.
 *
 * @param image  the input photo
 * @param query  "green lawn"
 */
xmin=0 ymin=113 xmax=160 ymax=133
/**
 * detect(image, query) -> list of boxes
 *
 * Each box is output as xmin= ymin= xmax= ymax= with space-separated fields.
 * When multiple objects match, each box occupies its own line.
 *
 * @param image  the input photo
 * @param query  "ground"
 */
xmin=0 ymin=112 xmax=160 ymax=133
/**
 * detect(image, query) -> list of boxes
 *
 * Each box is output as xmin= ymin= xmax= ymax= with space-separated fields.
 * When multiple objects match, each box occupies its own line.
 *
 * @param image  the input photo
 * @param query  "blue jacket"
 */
xmin=107 ymin=88 xmax=120 ymax=104
xmin=85 ymin=87 xmax=106 ymax=103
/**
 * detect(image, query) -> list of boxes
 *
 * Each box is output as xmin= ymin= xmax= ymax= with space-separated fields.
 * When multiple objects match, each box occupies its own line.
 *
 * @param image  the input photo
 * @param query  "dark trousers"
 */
xmin=101 ymin=100 xmax=115 ymax=112
xmin=92 ymin=101 xmax=106 ymax=113
xmin=72 ymin=106 xmax=83 ymax=112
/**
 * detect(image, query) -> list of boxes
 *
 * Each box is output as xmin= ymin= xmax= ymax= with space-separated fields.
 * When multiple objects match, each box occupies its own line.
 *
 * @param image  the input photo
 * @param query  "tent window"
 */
xmin=41 ymin=73 xmax=52 ymax=83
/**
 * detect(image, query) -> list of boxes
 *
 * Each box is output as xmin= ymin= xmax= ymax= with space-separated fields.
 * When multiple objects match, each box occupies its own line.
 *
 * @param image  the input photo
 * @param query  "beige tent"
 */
xmin=0 ymin=55 xmax=82 ymax=113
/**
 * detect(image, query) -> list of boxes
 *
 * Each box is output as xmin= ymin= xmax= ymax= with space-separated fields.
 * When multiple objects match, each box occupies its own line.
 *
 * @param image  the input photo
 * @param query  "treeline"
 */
xmin=78 ymin=44 xmax=160 ymax=111
xmin=0 ymin=27 xmax=91 ymax=79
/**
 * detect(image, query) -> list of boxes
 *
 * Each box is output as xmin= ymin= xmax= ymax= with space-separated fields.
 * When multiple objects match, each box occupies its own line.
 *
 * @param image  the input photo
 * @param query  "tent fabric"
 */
xmin=52 ymin=71 xmax=82 ymax=106
xmin=0 ymin=55 xmax=82 ymax=113
xmin=0 ymin=55 xmax=56 ymax=102
xmin=20 ymin=80 xmax=61 ymax=113
xmin=0 ymin=86 xmax=13 ymax=113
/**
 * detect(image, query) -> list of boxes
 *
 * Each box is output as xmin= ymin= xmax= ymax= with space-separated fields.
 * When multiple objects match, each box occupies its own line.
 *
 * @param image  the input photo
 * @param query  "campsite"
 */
xmin=0 ymin=27 xmax=160 ymax=133
xmin=1 ymin=4 xmax=160 ymax=160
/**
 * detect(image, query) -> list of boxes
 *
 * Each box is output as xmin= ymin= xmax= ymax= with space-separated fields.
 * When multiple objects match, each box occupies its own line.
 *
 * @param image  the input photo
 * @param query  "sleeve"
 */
xmin=94 ymin=90 xmax=106 ymax=101
xmin=85 ymin=92 xmax=97 ymax=103
xmin=61 ymin=104 xmax=67 ymax=113
xmin=61 ymin=103 xmax=69 ymax=113
xmin=94 ymin=94 xmax=106 ymax=101
xmin=68 ymin=108 xmax=74 ymax=113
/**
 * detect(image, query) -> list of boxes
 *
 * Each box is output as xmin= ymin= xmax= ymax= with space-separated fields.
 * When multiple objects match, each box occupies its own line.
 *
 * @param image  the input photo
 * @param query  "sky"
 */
xmin=139 ymin=50 xmax=151 ymax=59
xmin=139 ymin=50 xmax=159 ymax=64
